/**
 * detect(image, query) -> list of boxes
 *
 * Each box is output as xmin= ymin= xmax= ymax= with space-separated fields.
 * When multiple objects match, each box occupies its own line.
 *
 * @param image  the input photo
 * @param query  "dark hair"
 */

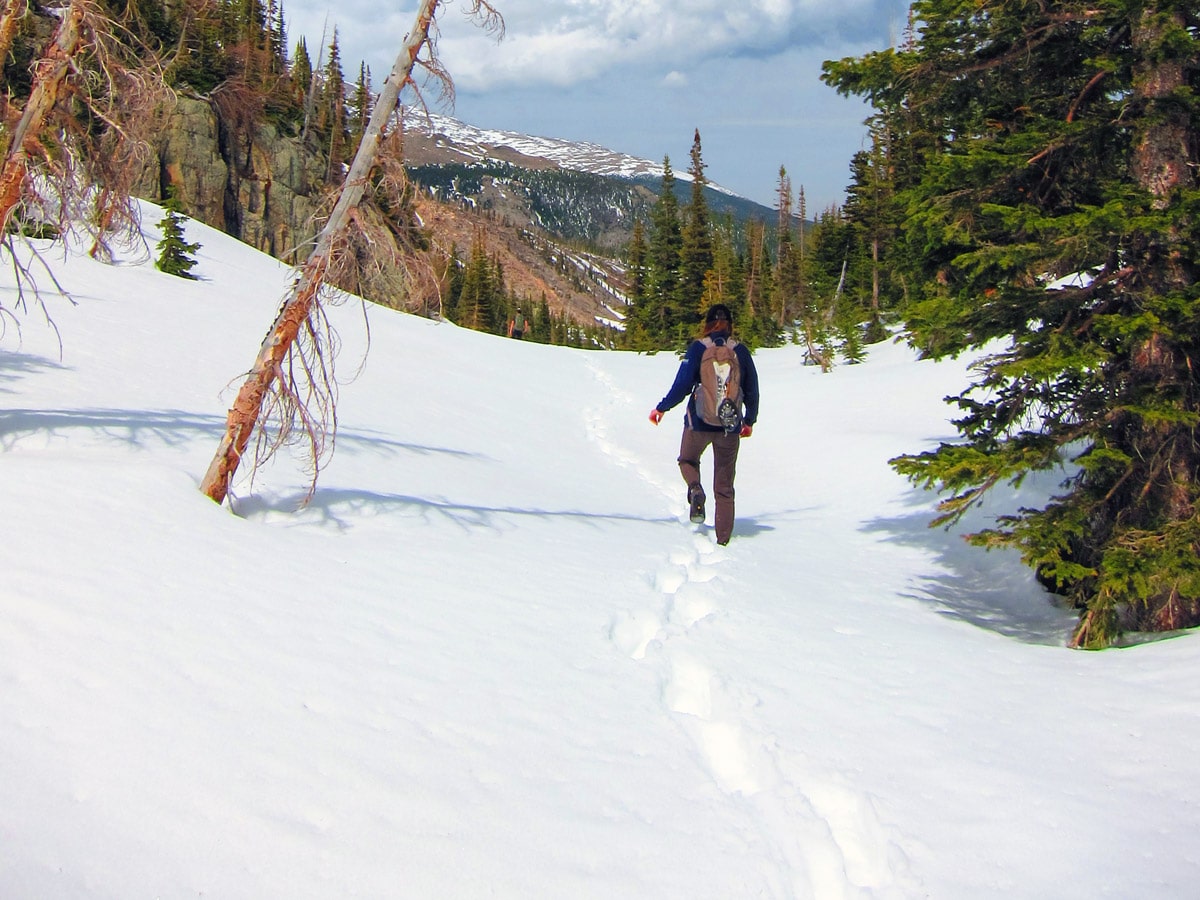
xmin=702 ymin=304 xmax=733 ymax=336
xmin=705 ymin=304 xmax=733 ymax=326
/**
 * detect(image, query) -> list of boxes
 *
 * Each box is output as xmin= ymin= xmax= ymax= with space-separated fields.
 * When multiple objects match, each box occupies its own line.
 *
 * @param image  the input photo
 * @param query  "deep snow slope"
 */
xmin=2 ymin=209 xmax=1199 ymax=899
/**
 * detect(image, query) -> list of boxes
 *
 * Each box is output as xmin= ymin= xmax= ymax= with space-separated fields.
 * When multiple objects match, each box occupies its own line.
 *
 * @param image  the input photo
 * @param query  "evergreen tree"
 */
xmin=843 ymin=121 xmax=900 ymax=332
xmin=155 ymin=192 xmax=201 ymax=279
xmin=163 ymin=0 xmax=231 ymax=92
xmin=622 ymin=218 xmax=652 ymax=348
xmin=490 ymin=255 xmax=508 ymax=333
xmin=773 ymin=165 xmax=829 ymax=357
xmin=825 ymin=0 xmax=1200 ymax=647
xmin=775 ymin=167 xmax=829 ymax=359
xmin=702 ymin=215 xmax=740 ymax=311
xmin=349 ymin=62 xmax=372 ymax=154
xmin=456 ymin=230 xmax=497 ymax=332
xmin=102 ymin=0 xmax=174 ymax=51
xmin=291 ymin=38 xmax=313 ymax=107
xmin=626 ymin=218 xmax=647 ymax=307
xmin=259 ymin=0 xmax=301 ymax=127
xmin=742 ymin=219 xmax=776 ymax=346
xmin=641 ymin=157 xmax=683 ymax=347
xmin=266 ymin=0 xmax=288 ymax=76
xmin=680 ymin=129 xmax=713 ymax=327
xmin=319 ymin=29 xmax=348 ymax=183
xmin=535 ymin=295 xmax=552 ymax=343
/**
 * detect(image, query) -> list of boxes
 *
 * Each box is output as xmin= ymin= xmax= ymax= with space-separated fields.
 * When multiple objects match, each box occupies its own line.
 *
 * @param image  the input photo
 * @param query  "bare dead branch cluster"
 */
xmin=1 ymin=0 xmax=173 ymax=318
xmin=247 ymin=275 xmax=344 ymax=504
xmin=406 ymin=0 xmax=503 ymax=115
xmin=323 ymin=129 xmax=443 ymax=312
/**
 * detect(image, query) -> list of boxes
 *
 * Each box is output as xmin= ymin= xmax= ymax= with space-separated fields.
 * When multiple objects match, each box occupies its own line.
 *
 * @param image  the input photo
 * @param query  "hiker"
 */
xmin=648 ymin=304 xmax=759 ymax=545
xmin=508 ymin=310 xmax=526 ymax=339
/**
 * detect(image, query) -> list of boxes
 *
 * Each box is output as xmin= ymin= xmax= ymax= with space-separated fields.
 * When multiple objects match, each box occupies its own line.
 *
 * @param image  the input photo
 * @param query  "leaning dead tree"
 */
xmin=1 ymin=0 xmax=168 ymax=334
xmin=0 ymin=0 xmax=29 ymax=78
xmin=199 ymin=0 xmax=503 ymax=506
xmin=0 ymin=3 xmax=87 ymax=236
xmin=1 ymin=1 xmax=164 ymax=240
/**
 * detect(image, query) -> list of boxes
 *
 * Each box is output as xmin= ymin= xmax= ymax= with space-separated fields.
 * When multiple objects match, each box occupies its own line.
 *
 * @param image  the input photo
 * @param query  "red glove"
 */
xmin=649 ymin=409 xmax=664 ymax=425
xmin=739 ymin=424 xmax=753 ymax=438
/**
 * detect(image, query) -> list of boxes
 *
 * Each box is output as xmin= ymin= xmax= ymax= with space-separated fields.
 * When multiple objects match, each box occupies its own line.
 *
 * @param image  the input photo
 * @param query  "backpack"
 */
xmin=691 ymin=336 xmax=743 ymax=433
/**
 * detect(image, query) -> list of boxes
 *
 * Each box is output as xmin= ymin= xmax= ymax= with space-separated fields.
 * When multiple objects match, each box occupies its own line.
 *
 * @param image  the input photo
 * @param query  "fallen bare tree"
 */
xmin=199 ymin=0 xmax=503 ymax=506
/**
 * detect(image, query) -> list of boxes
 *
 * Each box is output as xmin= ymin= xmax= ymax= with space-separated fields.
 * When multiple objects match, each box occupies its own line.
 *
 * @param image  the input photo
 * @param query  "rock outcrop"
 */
xmin=137 ymin=96 xmax=328 ymax=266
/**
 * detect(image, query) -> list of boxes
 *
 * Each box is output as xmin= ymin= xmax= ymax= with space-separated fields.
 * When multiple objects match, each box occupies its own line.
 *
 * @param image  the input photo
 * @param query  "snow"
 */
xmin=3 ymin=204 xmax=1200 ymax=898
xmin=402 ymin=109 xmax=740 ymax=195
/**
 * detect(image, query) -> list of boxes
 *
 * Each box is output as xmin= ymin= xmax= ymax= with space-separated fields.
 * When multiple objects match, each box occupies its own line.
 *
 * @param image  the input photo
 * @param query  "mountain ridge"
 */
xmin=400 ymin=109 xmax=780 ymax=247
xmin=401 ymin=109 xmax=738 ymax=193
xmin=396 ymin=110 xmax=783 ymax=333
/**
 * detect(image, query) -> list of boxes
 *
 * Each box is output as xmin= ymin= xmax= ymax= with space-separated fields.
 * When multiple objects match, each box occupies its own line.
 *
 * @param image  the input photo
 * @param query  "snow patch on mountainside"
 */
xmin=402 ymin=109 xmax=739 ymax=196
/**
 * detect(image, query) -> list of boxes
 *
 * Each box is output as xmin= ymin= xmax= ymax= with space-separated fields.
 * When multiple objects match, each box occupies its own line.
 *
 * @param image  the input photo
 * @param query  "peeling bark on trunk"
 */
xmin=0 ymin=2 xmax=84 ymax=231
xmin=199 ymin=0 xmax=443 ymax=505
xmin=0 ymin=0 xmax=29 ymax=80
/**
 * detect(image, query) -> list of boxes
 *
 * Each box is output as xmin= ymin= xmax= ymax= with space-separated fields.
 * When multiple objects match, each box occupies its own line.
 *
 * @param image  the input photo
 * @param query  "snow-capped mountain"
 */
xmin=401 ymin=109 xmax=736 ymax=195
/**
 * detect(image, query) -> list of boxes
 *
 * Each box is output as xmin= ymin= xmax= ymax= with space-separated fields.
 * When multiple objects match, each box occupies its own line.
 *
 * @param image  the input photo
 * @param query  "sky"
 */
xmin=4 ymin=202 xmax=1200 ymax=897
xmin=282 ymin=0 xmax=914 ymax=211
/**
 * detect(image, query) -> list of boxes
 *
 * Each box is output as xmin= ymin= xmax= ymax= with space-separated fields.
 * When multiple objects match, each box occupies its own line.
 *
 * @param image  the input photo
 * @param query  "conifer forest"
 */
xmin=2 ymin=0 xmax=1198 ymax=647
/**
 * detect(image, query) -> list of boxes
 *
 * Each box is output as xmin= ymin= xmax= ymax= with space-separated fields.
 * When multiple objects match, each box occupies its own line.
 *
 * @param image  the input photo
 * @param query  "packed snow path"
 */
xmin=586 ymin=357 xmax=916 ymax=897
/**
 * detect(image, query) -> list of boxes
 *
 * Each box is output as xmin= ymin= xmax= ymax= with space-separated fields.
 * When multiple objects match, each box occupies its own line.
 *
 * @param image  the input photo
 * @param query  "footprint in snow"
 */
xmin=612 ymin=530 xmax=920 ymax=897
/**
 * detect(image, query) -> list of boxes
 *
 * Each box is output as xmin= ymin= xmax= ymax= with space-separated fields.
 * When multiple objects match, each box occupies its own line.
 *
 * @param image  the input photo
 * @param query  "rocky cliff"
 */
xmin=137 ymin=96 xmax=327 ymax=266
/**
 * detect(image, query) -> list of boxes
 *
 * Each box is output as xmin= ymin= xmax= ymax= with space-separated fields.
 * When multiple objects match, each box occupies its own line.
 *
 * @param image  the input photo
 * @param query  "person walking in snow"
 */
xmin=507 ymin=310 xmax=526 ymax=339
xmin=649 ymin=304 xmax=759 ymax=545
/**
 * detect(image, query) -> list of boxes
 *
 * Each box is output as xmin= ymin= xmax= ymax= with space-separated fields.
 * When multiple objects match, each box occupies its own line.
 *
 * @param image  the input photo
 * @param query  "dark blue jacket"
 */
xmin=655 ymin=331 xmax=760 ymax=432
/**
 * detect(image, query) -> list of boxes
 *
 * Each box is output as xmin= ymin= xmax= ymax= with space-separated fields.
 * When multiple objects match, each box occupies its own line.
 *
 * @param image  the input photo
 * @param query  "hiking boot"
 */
xmin=687 ymin=484 xmax=706 ymax=524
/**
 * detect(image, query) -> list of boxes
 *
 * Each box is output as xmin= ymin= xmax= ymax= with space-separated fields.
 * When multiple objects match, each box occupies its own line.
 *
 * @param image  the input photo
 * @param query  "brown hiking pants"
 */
xmin=678 ymin=426 xmax=741 ymax=544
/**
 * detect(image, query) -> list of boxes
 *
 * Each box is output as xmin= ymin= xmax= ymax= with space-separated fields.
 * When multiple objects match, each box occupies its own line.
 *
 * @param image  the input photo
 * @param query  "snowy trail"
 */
xmin=584 ymin=357 xmax=916 ymax=898
xmin=582 ymin=356 xmax=680 ymax=507
xmin=634 ymin=536 xmax=917 ymax=899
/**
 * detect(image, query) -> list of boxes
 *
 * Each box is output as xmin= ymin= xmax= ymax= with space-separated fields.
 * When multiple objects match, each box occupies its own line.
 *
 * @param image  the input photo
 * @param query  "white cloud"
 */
xmin=285 ymin=1 xmax=905 ymax=95
xmin=439 ymin=25 xmax=614 ymax=90
xmin=279 ymin=0 xmax=909 ymax=211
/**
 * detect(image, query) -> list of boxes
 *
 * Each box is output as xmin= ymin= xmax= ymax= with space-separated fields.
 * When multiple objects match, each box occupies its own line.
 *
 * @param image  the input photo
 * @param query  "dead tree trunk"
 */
xmin=0 ymin=0 xmax=29 ymax=80
xmin=0 ymin=2 xmax=85 ymax=232
xmin=199 ymin=0 xmax=443 ymax=505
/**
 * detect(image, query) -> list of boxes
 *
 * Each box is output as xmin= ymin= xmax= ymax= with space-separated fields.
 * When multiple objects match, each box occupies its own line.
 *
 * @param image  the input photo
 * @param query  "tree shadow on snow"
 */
xmin=862 ymin=494 xmax=1077 ymax=647
xmin=0 ymin=407 xmax=492 ymax=463
xmin=236 ymin=486 xmax=681 ymax=533
xmin=0 ymin=406 xmax=226 ymax=450
xmin=0 ymin=349 xmax=66 ymax=394
xmin=330 ymin=428 xmax=489 ymax=462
